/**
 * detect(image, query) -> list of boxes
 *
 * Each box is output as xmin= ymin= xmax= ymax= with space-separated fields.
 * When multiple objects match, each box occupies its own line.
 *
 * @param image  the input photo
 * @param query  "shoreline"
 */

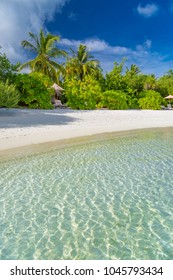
xmin=1 ymin=127 xmax=173 ymax=162
xmin=0 ymin=108 xmax=173 ymax=154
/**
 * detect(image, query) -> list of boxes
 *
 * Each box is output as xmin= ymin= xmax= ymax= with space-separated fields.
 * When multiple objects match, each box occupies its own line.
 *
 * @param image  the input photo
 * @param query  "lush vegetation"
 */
xmin=0 ymin=51 xmax=20 ymax=83
xmin=0 ymin=52 xmax=20 ymax=107
xmin=0 ymin=80 xmax=20 ymax=108
xmin=64 ymin=75 xmax=102 ymax=109
xmin=65 ymin=44 xmax=100 ymax=81
xmin=15 ymin=73 xmax=53 ymax=109
xmin=0 ymin=28 xmax=173 ymax=109
xmin=98 ymin=90 xmax=128 ymax=110
xmin=138 ymin=90 xmax=163 ymax=110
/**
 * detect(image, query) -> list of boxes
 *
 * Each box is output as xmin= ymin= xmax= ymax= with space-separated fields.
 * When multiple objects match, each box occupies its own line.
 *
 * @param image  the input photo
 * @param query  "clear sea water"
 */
xmin=0 ymin=129 xmax=173 ymax=260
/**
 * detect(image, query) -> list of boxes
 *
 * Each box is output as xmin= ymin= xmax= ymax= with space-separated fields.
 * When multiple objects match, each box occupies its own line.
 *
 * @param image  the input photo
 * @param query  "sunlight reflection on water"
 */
xmin=0 ymin=129 xmax=173 ymax=260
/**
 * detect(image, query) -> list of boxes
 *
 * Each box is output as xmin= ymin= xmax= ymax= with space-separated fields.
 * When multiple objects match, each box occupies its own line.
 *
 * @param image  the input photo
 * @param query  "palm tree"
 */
xmin=125 ymin=64 xmax=140 ymax=77
xmin=20 ymin=29 xmax=67 ymax=82
xmin=143 ymin=74 xmax=157 ymax=90
xmin=65 ymin=44 xmax=100 ymax=80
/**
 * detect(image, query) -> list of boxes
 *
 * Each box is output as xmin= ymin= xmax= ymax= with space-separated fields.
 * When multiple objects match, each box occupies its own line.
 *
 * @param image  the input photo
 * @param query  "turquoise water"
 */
xmin=0 ymin=129 xmax=173 ymax=260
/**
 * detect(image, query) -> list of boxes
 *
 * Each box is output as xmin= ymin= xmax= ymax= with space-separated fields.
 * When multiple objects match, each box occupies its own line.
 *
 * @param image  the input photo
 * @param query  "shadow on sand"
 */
xmin=0 ymin=108 xmax=79 ymax=128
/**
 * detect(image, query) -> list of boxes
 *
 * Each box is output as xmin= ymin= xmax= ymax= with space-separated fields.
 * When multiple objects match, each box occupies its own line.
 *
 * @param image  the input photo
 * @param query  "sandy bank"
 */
xmin=0 ymin=108 xmax=173 ymax=151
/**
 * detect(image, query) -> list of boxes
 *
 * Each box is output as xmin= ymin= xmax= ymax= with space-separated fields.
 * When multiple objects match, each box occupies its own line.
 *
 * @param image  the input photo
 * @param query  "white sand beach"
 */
xmin=0 ymin=108 xmax=173 ymax=151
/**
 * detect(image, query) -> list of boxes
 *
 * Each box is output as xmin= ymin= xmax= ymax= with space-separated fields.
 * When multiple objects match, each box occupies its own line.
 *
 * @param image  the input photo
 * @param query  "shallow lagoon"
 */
xmin=0 ymin=129 xmax=173 ymax=259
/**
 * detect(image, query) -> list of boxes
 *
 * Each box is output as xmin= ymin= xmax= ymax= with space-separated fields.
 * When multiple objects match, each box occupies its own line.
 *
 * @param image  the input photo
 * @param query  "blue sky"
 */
xmin=0 ymin=0 xmax=173 ymax=77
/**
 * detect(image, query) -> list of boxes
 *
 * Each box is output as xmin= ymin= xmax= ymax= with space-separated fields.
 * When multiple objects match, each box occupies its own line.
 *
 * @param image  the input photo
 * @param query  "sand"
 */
xmin=0 ymin=108 xmax=173 ymax=151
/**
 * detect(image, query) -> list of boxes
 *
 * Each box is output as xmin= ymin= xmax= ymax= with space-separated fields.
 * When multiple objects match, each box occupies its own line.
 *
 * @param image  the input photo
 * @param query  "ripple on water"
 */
xmin=0 ymin=129 xmax=173 ymax=259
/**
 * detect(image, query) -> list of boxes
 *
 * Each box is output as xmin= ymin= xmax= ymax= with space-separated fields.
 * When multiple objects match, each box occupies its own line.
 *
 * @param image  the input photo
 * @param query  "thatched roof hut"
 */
xmin=51 ymin=83 xmax=64 ymax=97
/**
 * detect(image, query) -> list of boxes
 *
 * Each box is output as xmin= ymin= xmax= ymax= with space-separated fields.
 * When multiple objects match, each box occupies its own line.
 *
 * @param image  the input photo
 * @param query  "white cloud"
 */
xmin=145 ymin=39 xmax=152 ymax=49
xmin=136 ymin=39 xmax=152 ymax=52
xmin=59 ymin=38 xmax=108 ymax=51
xmin=137 ymin=3 xmax=159 ymax=17
xmin=59 ymin=38 xmax=130 ymax=55
xmin=0 ymin=0 xmax=170 ymax=78
xmin=59 ymin=37 xmax=171 ymax=76
xmin=83 ymin=39 xmax=109 ymax=52
xmin=0 ymin=0 xmax=69 ymax=62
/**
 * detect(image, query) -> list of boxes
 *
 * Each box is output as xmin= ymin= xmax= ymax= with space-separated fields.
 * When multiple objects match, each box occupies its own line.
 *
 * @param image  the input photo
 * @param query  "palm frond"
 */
xmin=49 ymin=48 xmax=68 ymax=58
xmin=28 ymin=31 xmax=40 ymax=51
xmin=19 ymin=59 xmax=35 ymax=71
xmin=21 ymin=40 xmax=37 ymax=52
xmin=28 ymin=32 xmax=38 ymax=44
xmin=46 ymin=35 xmax=60 ymax=50
xmin=49 ymin=60 xmax=66 ymax=74
xmin=21 ymin=28 xmax=67 ymax=81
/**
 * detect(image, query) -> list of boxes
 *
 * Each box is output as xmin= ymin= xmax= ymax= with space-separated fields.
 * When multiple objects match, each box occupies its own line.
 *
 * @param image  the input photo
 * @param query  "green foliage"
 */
xmin=14 ymin=74 xmax=53 ymax=109
xmin=0 ymin=52 xmax=20 ymax=83
xmin=106 ymin=59 xmax=126 ymax=91
xmin=123 ymin=73 xmax=144 ymax=109
xmin=65 ymin=44 xmax=100 ymax=81
xmin=126 ymin=93 xmax=139 ymax=109
xmin=143 ymin=74 xmax=157 ymax=90
xmin=106 ymin=62 xmax=158 ymax=108
xmin=2 ymin=41 xmax=173 ymax=111
xmin=98 ymin=90 xmax=128 ymax=110
xmin=20 ymin=28 xmax=67 ymax=82
xmin=157 ymin=74 xmax=173 ymax=97
xmin=138 ymin=90 xmax=163 ymax=110
xmin=123 ymin=66 xmax=144 ymax=96
xmin=64 ymin=75 xmax=102 ymax=109
xmin=92 ymin=69 xmax=106 ymax=92
xmin=0 ymin=80 xmax=20 ymax=108
xmin=30 ymin=72 xmax=53 ymax=89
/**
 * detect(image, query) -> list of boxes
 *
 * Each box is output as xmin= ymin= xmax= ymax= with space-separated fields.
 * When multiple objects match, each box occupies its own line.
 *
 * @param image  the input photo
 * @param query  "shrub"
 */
xmin=98 ymin=90 xmax=128 ymax=110
xmin=125 ymin=90 xmax=139 ymax=109
xmin=138 ymin=90 xmax=163 ymax=110
xmin=14 ymin=74 xmax=53 ymax=109
xmin=64 ymin=75 xmax=102 ymax=109
xmin=0 ymin=80 xmax=20 ymax=108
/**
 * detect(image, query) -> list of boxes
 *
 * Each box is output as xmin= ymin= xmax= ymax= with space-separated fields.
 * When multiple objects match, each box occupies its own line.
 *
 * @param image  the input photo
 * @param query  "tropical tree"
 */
xmin=0 ymin=51 xmax=20 ymax=83
xmin=105 ymin=58 xmax=126 ymax=91
xmin=65 ymin=44 xmax=100 ymax=80
xmin=156 ymin=70 xmax=173 ymax=97
xmin=123 ymin=64 xmax=142 ymax=94
xmin=143 ymin=74 xmax=157 ymax=90
xmin=19 ymin=29 xmax=67 ymax=82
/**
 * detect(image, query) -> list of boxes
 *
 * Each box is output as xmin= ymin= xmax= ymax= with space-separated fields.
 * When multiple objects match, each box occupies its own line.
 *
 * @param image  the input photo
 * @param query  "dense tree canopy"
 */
xmin=157 ymin=73 xmax=173 ymax=97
